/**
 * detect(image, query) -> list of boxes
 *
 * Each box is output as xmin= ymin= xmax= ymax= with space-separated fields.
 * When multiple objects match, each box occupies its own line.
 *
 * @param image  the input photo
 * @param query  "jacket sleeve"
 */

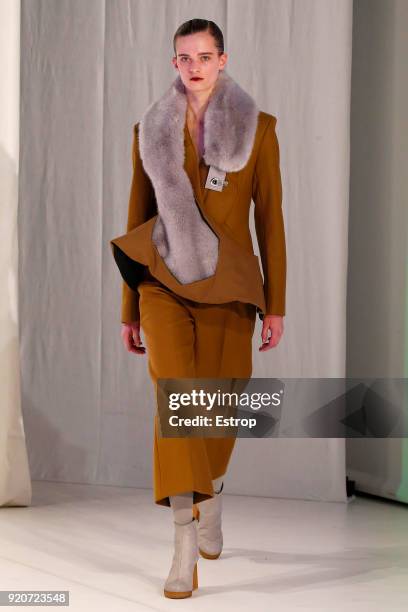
xmin=252 ymin=116 xmax=287 ymax=317
xmin=121 ymin=122 xmax=157 ymax=323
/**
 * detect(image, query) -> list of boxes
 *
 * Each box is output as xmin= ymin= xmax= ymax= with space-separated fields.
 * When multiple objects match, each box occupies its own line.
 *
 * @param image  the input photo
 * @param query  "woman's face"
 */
xmin=172 ymin=31 xmax=227 ymax=94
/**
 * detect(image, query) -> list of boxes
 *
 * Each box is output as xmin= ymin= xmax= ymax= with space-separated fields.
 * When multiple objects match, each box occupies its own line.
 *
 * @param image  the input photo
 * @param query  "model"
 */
xmin=110 ymin=18 xmax=287 ymax=599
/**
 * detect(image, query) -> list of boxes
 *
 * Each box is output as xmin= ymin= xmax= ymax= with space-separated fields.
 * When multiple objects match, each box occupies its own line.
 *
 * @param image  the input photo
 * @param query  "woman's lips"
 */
xmin=190 ymin=77 xmax=203 ymax=81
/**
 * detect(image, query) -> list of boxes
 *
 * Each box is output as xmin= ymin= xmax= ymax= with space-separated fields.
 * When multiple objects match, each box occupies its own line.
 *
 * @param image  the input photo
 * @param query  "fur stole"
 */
xmin=138 ymin=69 xmax=259 ymax=284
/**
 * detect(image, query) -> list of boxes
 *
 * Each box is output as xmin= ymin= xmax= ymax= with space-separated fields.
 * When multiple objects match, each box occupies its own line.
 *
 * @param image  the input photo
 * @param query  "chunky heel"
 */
xmin=192 ymin=504 xmax=200 ymax=521
xmin=192 ymin=562 xmax=198 ymax=590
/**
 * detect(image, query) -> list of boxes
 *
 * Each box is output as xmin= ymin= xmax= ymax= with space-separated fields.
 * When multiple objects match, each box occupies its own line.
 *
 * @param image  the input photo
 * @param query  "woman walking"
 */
xmin=110 ymin=18 xmax=286 ymax=598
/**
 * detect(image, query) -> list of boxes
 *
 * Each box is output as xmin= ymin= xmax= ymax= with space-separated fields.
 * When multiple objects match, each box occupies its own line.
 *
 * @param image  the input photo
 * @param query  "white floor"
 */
xmin=0 ymin=481 xmax=408 ymax=611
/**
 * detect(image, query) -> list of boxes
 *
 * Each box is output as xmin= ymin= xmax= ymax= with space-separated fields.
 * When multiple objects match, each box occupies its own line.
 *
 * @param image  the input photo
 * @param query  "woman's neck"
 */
xmin=185 ymin=85 xmax=217 ymax=161
xmin=186 ymin=103 xmax=206 ymax=161
xmin=186 ymin=86 xmax=213 ymax=122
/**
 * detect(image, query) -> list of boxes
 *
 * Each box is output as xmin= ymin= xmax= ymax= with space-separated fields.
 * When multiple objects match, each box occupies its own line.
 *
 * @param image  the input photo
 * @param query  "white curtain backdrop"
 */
xmin=9 ymin=0 xmax=356 ymax=507
xmin=346 ymin=0 xmax=408 ymax=503
xmin=0 ymin=0 xmax=32 ymax=506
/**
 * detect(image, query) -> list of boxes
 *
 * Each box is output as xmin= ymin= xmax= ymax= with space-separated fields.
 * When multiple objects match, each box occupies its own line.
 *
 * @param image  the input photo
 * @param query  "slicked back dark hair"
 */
xmin=173 ymin=19 xmax=224 ymax=55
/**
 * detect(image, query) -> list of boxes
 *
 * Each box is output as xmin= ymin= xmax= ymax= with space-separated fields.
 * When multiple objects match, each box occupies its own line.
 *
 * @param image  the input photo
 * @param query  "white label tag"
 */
xmin=205 ymin=165 xmax=228 ymax=192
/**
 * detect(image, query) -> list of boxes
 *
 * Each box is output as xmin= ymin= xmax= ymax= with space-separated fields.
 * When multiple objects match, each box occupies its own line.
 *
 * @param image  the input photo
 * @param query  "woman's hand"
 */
xmin=121 ymin=321 xmax=146 ymax=355
xmin=259 ymin=315 xmax=284 ymax=351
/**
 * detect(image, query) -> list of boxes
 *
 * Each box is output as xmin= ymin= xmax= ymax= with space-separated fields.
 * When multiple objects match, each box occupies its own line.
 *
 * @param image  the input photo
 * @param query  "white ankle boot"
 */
xmin=163 ymin=517 xmax=199 ymax=598
xmin=193 ymin=481 xmax=224 ymax=559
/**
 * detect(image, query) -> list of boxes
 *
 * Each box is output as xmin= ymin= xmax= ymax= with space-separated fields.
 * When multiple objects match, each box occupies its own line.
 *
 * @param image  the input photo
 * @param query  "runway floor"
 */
xmin=0 ymin=481 xmax=407 ymax=610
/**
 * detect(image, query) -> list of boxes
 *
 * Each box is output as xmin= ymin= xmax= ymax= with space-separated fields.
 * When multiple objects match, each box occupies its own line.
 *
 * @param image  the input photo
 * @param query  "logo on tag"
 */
xmin=205 ymin=165 xmax=229 ymax=192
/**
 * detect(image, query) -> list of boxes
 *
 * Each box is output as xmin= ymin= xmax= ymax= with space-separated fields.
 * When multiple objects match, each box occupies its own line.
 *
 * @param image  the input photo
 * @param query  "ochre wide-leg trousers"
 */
xmin=138 ymin=276 xmax=257 ymax=507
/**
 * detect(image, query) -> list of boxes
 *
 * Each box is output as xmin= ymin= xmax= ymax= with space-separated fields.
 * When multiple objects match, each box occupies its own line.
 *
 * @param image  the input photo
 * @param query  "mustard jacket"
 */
xmin=111 ymin=111 xmax=286 ymax=323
